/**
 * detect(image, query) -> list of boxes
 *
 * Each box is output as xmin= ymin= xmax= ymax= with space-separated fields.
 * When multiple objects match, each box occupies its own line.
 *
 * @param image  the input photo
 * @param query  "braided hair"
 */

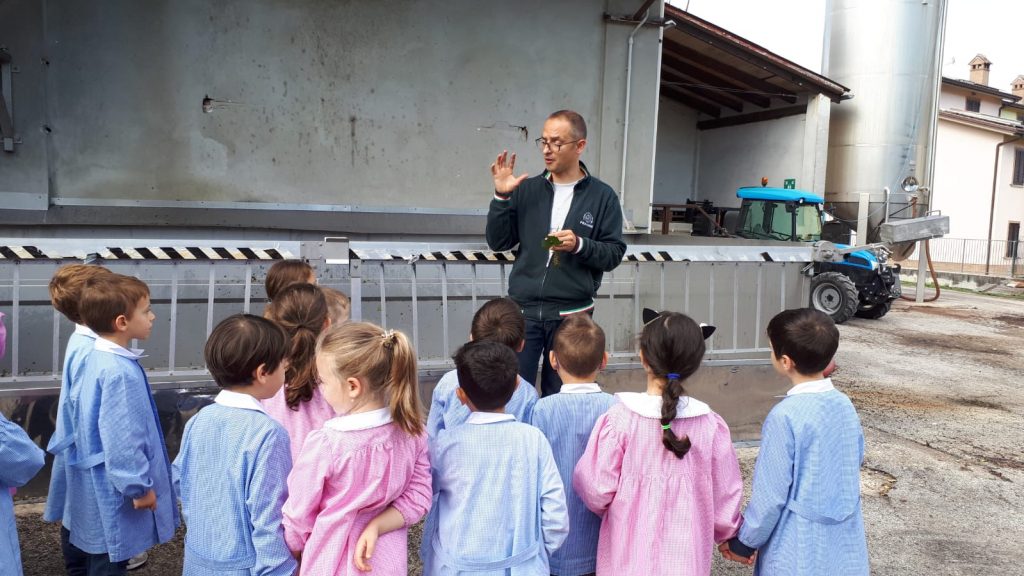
xmin=639 ymin=311 xmax=707 ymax=458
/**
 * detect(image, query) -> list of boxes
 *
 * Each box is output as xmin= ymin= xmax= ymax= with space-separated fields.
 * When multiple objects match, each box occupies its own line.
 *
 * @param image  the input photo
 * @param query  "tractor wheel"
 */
xmin=810 ymin=272 xmax=859 ymax=324
xmin=855 ymin=300 xmax=893 ymax=320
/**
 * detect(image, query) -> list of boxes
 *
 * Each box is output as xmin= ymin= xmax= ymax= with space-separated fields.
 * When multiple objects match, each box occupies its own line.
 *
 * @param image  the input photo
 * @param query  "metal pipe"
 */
xmin=985 ymin=136 xmax=1022 ymax=274
xmin=923 ymin=0 xmax=948 ymax=213
xmin=619 ymin=9 xmax=651 ymax=208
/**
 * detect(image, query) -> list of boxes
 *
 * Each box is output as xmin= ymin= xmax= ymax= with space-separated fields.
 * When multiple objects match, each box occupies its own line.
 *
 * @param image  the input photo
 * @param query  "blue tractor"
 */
xmin=732 ymin=187 xmax=901 ymax=323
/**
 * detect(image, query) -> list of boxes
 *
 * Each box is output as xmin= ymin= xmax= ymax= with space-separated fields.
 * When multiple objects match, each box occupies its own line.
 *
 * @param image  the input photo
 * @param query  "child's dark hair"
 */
xmin=265 ymin=260 xmax=315 ymax=302
xmin=79 ymin=274 xmax=151 ymax=334
xmin=766 ymin=308 xmax=839 ymax=375
xmin=453 ymin=340 xmax=519 ymax=411
xmin=639 ymin=311 xmax=706 ymax=459
xmin=205 ymin=314 xmax=289 ymax=389
xmin=49 ymin=264 xmax=113 ymax=324
xmin=470 ymin=298 xmax=525 ymax=350
xmin=552 ymin=314 xmax=605 ymax=378
xmin=317 ymin=322 xmax=423 ymax=436
xmin=266 ymin=283 xmax=328 ymax=409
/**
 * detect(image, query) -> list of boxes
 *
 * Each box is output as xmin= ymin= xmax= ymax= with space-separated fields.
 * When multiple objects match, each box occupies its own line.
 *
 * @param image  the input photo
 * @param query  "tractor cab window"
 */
xmin=794 ymin=204 xmax=823 ymax=241
xmin=737 ymin=200 xmax=822 ymax=242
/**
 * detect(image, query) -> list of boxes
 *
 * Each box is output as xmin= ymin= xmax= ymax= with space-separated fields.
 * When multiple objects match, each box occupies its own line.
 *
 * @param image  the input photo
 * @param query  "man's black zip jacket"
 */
xmin=485 ymin=165 xmax=627 ymax=321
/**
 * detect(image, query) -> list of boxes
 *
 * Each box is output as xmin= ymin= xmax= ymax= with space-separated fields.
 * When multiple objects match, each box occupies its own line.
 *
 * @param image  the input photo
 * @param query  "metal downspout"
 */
xmin=916 ymin=0 xmax=948 ymax=302
xmin=985 ymin=136 xmax=1022 ymax=275
xmin=619 ymin=9 xmax=651 ymax=211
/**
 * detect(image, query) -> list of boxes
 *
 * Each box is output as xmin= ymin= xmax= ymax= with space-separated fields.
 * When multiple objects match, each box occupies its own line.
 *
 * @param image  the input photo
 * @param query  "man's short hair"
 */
xmin=79 ymin=274 xmax=150 ymax=334
xmin=548 ymin=110 xmax=587 ymax=140
xmin=470 ymin=298 xmax=525 ymax=351
xmin=766 ymin=308 xmax=839 ymax=375
xmin=205 ymin=314 xmax=289 ymax=389
xmin=49 ymin=264 xmax=113 ymax=324
xmin=552 ymin=314 xmax=605 ymax=378
xmin=454 ymin=340 xmax=519 ymax=411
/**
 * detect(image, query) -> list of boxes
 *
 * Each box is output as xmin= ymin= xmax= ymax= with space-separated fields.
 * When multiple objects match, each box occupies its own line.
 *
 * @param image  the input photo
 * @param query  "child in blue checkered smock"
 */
xmin=49 ymin=274 xmax=179 ymax=574
xmin=42 ymin=264 xmax=113 ymax=527
xmin=0 ymin=304 xmax=46 ymax=576
xmin=427 ymin=298 xmax=537 ymax=441
xmin=173 ymin=314 xmax=297 ymax=575
xmin=530 ymin=314 xmax=614 ymax=576
xmin=723 ymin=308 xmax=869 ymax=575
xmin=422 ymin=340 xmax=569 ymax=576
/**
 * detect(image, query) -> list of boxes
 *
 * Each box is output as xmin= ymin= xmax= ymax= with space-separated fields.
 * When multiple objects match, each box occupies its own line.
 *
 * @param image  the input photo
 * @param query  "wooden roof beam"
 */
xmin=664 ymin=41 xmax=798 ymax=104
xmin=661 ymin=52 xmax=771 ymax=108
xmin=661 ymin=69 xmax=745 ymax=112
xmin=661 ymin=85 xmax=722 ymax=118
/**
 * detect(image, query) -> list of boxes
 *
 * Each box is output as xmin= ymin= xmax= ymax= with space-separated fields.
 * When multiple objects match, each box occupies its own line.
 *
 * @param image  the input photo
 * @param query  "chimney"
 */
xmin=1013 ymin=75 xmax=1024 ymax=99
xmin=969 ymin=54 xmax=991 ymax=86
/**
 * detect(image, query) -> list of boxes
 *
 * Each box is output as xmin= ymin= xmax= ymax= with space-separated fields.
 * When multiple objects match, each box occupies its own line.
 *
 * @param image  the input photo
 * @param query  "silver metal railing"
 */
xmin=901 ymin=237 xmax=1022 ymax=277
xmin=0 ymin=240 xmax=813 ymax=396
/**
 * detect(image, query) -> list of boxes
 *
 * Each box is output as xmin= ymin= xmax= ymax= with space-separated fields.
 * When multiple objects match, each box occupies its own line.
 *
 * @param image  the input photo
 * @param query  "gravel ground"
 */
xmin=16 ymin=290 xmax=1024 ymax=575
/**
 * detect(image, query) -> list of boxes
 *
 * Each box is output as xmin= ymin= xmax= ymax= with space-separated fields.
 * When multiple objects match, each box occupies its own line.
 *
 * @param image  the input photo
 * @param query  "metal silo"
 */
xmin=824 ymin=0 xmax=947 ymax=255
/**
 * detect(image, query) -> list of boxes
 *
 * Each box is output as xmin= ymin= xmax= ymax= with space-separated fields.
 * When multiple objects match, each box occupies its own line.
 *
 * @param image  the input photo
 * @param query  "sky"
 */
xmin=670 ymin=0 xmax=1023 ymax=91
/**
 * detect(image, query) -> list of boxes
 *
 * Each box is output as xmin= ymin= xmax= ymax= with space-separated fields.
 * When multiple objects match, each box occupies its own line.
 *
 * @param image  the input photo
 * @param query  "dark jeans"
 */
xmin=518 ymin=317 xmax=564 ymax=398
xmin=61 ymin=527 xmax=128 ymax=576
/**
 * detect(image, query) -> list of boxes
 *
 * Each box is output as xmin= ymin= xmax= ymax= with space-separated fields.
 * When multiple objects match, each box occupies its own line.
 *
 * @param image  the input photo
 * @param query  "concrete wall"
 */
xmin=0 ymin=0 xmax=664 ymax=233
xmin=695 ymin=114 xmax=807 ymax=208
xmin=652 ymin=97 xmax=698 ymax=204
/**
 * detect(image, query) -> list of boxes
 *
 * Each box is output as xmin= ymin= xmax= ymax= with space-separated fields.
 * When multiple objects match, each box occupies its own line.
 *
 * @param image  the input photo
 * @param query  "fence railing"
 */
xmin=901 ymin=238 xmax=1022 ymax=278
xmin=0 ymin=241 xmax=813 ymax=396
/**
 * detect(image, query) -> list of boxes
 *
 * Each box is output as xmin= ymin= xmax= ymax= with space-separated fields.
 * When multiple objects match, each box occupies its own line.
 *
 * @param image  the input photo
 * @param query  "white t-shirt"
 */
xmin=549 ymin=180 xmax=578 ymax=233
xmin=548 ymin=179 xmax=580 ymax=266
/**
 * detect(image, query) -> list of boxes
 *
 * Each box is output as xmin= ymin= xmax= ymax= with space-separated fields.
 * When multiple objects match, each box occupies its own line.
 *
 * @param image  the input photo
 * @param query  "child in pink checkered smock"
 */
xmin=282 ymin=322 xmax=431 ymax=575
xmin=573 ymin=310 xmax=743 ymax=575
xmin=261 ymin=283 xmax=336 ymax=464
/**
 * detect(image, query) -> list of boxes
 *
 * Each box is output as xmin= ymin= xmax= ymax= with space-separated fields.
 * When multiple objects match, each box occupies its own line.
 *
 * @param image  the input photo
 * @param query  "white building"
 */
xmin=933 ymin=55 xmax=1024 ymax=261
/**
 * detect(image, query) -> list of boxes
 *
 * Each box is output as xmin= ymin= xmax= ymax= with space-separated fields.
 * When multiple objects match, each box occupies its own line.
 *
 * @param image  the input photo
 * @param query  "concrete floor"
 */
xmin=14 ymin=290 xmax=1024 ymax=575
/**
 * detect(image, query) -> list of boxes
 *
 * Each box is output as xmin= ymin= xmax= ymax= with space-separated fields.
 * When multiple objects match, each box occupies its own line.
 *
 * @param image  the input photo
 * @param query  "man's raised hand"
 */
xmin=491 ymin=150 xmax=529 ymax=195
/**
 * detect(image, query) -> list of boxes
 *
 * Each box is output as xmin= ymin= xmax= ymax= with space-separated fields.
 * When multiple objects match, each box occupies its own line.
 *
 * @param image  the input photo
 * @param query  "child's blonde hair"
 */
xmin=266 ymin=283 xmax=328 ymax=409
xmin=317 ymin=322 xmax=423 ymax=436
xmin=49 ymin=264 xmax=113 ymax=324
xmin=320 ymin=287 xmax=351 ymax=325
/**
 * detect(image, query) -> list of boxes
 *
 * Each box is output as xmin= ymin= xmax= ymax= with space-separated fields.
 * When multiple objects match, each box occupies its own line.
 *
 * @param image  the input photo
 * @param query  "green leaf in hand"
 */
xmin=543 ymin=235 xmax=562 ymax=267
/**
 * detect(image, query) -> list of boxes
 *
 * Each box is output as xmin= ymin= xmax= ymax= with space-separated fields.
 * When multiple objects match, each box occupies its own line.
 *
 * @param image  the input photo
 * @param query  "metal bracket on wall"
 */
xmin=0 ymin=47 xmax=15 ymax=152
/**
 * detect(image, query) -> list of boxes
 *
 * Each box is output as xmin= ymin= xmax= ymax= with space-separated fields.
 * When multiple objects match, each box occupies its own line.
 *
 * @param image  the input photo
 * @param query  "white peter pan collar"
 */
xmin=616 ymin=392 xmax=711 ymax=419
xmin=214 ymin=389 xmax=267 ymax=413
xmin=74 ymin=324 xmax=99 ymax=339
xmin=466 ymin=412 xmax=517 ymax=425
xmin=94 ymin=337 xmax=146 ymax=359
xmin=786 ymin=378 xmax=835 ymax=396
xmin=559 ymin=383 xmax=602 ymax=394
xmin=325 ymin=407 xmax=393 ymax=432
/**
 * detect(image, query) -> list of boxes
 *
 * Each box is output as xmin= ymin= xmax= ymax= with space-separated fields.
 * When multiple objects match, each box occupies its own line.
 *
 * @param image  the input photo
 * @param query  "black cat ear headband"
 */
xmin=642 ymin=308 xmax=716 ymax=340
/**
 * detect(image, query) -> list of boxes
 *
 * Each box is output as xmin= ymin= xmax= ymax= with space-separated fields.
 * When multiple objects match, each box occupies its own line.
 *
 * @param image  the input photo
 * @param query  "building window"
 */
xmin=1014 ymin=148 xmax=1024 ymax=186
xmin=1008 ymin=222 xmax=1020 ymax=258
xmin=966 ymin=98 xmax=981 ymax=112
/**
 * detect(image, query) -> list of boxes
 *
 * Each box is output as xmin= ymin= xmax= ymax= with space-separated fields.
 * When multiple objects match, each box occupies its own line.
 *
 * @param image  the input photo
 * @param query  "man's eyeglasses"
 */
xmin=535 ymin=138 xmax=581 ymax=152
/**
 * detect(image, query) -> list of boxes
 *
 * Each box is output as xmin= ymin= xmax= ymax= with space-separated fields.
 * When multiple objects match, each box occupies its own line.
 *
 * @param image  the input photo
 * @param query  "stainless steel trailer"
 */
xmin=0 ymin=238 xmax=809 ymax=496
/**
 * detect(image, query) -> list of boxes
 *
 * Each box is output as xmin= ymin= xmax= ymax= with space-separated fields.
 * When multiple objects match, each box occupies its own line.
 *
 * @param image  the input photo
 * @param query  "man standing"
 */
xmin=486 ymin=110 xmax=626 ymax=397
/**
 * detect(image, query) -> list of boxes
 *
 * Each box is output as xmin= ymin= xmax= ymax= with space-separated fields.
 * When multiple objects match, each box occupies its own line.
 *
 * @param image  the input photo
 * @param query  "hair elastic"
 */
xmin=661 ymin=423 xmax=672 ymax=430
xmin=666 ymin=373 xmax=680 ymax=380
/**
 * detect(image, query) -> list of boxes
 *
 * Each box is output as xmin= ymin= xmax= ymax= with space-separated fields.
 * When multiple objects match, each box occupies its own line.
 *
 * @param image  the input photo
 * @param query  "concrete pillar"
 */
xmin=801 ymin=94 xmax=831 ymax=195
